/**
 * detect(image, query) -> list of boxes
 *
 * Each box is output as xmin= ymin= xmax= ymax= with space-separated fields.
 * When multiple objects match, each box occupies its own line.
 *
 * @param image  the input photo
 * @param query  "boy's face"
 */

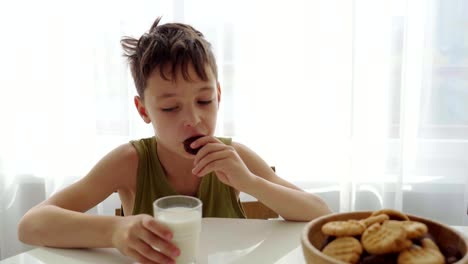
xmin=135 ymin=63 xmax=220 ymax=159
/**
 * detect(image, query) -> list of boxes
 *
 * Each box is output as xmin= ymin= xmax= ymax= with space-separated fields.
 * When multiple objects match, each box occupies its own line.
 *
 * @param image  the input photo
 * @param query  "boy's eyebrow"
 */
xmin=156 ymin=86 xmax=215 ymax=99
xmin=157 ymin=92 xmax=177 ymax=99
xmin=197 ymin=86 xmax=215 ymax=92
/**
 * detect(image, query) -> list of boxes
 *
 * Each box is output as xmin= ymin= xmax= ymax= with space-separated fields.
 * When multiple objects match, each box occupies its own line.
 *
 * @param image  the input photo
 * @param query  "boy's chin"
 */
xmin=180 ymin=150 xmax=196 ymax=159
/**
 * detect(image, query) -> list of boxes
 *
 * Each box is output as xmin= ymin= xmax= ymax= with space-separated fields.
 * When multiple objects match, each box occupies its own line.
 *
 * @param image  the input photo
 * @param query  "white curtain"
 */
xmin=1 ymin=0 xmax=467 ymax=259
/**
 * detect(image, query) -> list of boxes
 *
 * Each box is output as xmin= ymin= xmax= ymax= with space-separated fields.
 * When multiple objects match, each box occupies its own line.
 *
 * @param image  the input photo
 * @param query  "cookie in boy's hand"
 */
xmin=183 ymin=135 xmax=204 ymax=155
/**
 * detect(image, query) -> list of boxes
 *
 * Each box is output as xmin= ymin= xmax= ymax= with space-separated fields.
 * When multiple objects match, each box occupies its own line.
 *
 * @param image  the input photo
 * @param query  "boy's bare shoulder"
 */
xmin=231 ymin=140 xmax=302 ymax=191
xmin=99 ymin=143 xmax=139 ymax=185
xmin=111 ymin=142 xmax=139 ymax=164
xmin=230 ymin=141 xmax=256 ymax=159
xmin=34 ymin=143 xmax=140 ymax=212
xmin=80 ymin=142 xmax=139 ymax=192
xmin=230 ymin=141 xmax=268 ymax=170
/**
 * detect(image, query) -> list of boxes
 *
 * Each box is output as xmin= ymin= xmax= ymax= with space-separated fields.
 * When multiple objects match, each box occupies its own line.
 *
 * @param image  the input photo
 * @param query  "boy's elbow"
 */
xmin=306 ymin=197 xmax=333 ymax=221
xmin=317 ymin=200 xmax=333 ymax=217
xmin=18 ymin=209 xmax=45 ymax=246
xmin=18 ymin=213 xmax=35 ymax=245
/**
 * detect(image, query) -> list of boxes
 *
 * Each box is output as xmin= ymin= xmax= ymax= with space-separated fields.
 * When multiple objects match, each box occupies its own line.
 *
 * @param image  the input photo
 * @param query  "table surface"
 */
xmin=1 ymin=218 xmax=467 ymax=264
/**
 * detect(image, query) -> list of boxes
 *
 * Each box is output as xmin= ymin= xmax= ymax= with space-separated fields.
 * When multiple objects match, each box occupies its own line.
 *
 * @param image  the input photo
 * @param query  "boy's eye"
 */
xmin=161 ymin=106 xmax=178 ymax=112
xmin=198 ymin=100 xmax=212 ymax=105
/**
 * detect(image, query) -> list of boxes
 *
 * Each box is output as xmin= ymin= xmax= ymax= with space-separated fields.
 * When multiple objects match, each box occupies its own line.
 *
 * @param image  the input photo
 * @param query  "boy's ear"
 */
xmin=216 ymin=82 xmax=221 ymax=107
xmin=134 ymin=96 xmax=151 ymax=124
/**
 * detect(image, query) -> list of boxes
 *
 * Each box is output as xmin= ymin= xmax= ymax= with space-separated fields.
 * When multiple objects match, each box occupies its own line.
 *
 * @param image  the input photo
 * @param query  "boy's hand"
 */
xmin=191 ymin=136 xmax=256 ymax=191
xmin=112 ymin=214 xmax=179 ymax=264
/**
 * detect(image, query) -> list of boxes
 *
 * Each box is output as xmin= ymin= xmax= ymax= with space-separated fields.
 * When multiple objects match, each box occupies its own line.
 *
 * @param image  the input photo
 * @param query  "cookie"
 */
xmin=397 ymin=238 xmax=444 ymax=264
xmin=360 ymin=214 xmax=390 ymax=228
xmin=319 ymin=210 xmax=452 ymax=263
xmin=322 ymin=219 xmax=367 ymax=237
xmin=383 ymin=220 xmax=428 ymax=239
xmin=371 ymin=209 xmax=409 ymax=221
xmin=183 ymin=135 xmax=203 ymax=155
xmin=361 ymin=222 xmax=412 ymax=255
xmin=421 ymin=238 xmax=441 ymax=252
xmin=402 ymin=221 xmax=428 ymax=239
xmin=322 ymin=237 xmax=363 ymax=264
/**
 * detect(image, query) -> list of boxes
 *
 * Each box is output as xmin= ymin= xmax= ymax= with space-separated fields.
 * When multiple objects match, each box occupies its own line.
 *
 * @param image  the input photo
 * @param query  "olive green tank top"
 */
xmin=129 ymin=136 xmax=246 ymax=218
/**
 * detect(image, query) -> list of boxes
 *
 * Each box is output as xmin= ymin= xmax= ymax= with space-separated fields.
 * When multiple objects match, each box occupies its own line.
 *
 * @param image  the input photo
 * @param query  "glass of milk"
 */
xmin=153 ymin=195 xmax=202 ymax=264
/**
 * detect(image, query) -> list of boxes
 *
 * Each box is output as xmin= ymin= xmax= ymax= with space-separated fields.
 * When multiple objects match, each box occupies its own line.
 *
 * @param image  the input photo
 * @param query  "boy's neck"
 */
xmin=156 ymin=142 xmax=196 ymax=180
xmin=156 ymin=143 xmax=201 ymax=196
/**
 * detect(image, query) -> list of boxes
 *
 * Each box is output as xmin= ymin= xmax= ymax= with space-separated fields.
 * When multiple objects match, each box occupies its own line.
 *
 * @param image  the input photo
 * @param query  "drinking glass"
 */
xmin=153 ymin=195 xmax=202 ymax=264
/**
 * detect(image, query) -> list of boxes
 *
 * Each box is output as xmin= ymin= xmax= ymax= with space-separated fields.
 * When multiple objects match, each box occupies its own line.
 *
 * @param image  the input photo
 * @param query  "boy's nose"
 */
xmin=183 ymin=107 xmax=201 ymax=128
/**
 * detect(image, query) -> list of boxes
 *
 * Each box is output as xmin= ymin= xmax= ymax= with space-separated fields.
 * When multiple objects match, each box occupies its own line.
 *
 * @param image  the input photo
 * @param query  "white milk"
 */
xmin=156 ymin=207 xmax=202 ymax=264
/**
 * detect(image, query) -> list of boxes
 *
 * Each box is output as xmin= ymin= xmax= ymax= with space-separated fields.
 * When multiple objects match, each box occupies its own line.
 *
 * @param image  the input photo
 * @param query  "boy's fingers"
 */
xmin=195 ymin=158 xmax=225 ymax=177
xmin=193 ymin=151 xmax=228 ymax=176
xmin=139 ymin=229 xmax=180 ymax=259
xmin=126 ymin=247 xmax=158 ymax=264
xmin=142 ymin=216 xmax=173 ymax=241
xmin=190 ymin=136 xmax=221 ymax=149
xmin=133 ymin=239 xmax=175 ymax=264
xmin=193 ymin=143 xmax=225 ymax=165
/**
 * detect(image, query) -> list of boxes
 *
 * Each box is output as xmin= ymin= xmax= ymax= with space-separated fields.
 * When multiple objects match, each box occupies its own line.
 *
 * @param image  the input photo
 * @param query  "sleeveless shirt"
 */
xmin=129 ymin=136 xmax=246 ymax=218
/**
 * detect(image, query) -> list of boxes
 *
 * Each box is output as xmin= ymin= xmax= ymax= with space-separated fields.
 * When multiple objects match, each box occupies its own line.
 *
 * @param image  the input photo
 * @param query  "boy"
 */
xmin=18 ymin=17 xmax=331 ymax=264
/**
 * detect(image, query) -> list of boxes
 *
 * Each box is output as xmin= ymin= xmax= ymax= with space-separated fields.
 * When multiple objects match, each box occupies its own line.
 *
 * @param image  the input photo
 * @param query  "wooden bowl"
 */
xmin=301 ymin=211 xmax=468 ymax=264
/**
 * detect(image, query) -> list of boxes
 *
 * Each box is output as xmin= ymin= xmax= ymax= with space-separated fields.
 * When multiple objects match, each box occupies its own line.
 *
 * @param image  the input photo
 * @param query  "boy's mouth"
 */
xmin=183 ymin=135 xmax=204 ymax=155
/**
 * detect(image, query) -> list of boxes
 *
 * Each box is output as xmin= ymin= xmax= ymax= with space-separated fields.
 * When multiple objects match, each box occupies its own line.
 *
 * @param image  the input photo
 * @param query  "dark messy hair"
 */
xmin=121 ymin=17 xmax=218 ymax=99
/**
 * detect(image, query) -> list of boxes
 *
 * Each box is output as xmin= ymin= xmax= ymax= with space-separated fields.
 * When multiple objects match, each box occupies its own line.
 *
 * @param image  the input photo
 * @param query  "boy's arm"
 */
xmin=232 ymin=142 xmax=333 ymax=221
xmin=18 ymin=144 xmax=179 ymax=263
xmin=18 ymin=143 xmax=135 ymax=247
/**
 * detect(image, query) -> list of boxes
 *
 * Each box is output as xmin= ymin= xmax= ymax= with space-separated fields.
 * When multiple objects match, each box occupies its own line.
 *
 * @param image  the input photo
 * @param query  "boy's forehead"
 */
xmin=149 ymin=63 xmax=215 ymax=84
xmin=145 ymin=84 xmax=216 ymax=104
xmin=147 ymin=64 xmax=215 ymax=90
xmin=145 ymin=69 xmax=216 ymax=99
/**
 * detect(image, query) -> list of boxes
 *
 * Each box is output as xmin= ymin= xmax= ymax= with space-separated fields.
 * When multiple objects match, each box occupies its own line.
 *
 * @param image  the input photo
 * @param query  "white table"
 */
xmin=0 ymin=218 xmax=307 ymax=264
xmin=1 ymin=219 xmax=466 ymax=264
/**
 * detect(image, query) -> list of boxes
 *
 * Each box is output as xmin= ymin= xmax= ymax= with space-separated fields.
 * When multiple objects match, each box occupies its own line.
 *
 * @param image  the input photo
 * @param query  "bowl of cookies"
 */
xmin=301 ymin=209 xmax=468 ymax=264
